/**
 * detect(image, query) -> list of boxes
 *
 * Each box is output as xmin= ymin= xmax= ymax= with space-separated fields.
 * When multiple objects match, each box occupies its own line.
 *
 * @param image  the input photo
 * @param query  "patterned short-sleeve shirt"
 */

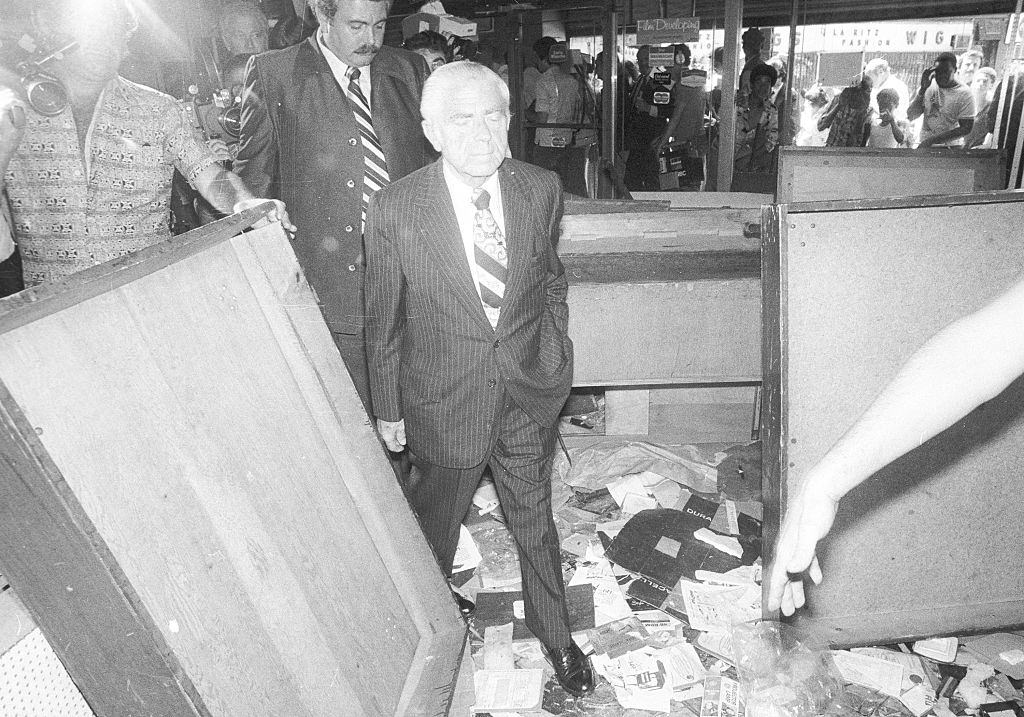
xmin=4 ymin=76 xmax=218 ymax=286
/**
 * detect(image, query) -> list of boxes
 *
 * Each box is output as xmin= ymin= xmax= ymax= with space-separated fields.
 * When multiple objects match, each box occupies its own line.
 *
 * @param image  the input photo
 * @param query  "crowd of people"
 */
xmin=619 ymin=27 xmax=1010 ymax=192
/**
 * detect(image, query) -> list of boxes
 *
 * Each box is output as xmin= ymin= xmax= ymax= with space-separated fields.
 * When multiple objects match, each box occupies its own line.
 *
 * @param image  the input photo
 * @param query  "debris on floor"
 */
xmin=458 ymin=438 xmax=1024 ymax=717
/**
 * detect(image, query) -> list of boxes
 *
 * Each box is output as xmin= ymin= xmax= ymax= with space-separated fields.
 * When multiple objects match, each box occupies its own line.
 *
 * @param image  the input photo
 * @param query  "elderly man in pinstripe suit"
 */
xmin=364 ymin=62 xmax=594 ymax=697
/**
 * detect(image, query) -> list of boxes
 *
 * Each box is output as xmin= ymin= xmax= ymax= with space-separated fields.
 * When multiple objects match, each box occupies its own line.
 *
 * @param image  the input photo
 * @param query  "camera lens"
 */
xmin=220 ymin=106 xmax=241 ymax=139
xmin=23 ymin=76 xmax=69 ymax=117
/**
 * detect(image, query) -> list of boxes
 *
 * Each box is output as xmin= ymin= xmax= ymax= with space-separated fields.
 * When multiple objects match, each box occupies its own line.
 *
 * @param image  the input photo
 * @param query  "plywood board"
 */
xmin=568 ymin=279 xmax=761 ymax=386
xmin=560 ymin=209 xmax=760 ymax=254
xmin=631 ymin=192 xmax=773 ymax=208
xmin=0 ymin=216 xmax=465 ymax=716
xmin=763 ymin=193 xmax=1024 ymax=646
xmin=777 ymin=147 xmax=1004 ymax=203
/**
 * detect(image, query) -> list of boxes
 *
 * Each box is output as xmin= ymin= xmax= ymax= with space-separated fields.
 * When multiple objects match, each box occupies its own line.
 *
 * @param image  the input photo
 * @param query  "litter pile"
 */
xmin=455 ymin=439 xmax=1024 ymax=717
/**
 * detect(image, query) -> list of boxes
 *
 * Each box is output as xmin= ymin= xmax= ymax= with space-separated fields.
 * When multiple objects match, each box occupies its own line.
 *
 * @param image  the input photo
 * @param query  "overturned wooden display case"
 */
xmin=762 ymin=191 xmax=1024 ymax=645
xmin=0 ymin=208 xmax=466 ymax=716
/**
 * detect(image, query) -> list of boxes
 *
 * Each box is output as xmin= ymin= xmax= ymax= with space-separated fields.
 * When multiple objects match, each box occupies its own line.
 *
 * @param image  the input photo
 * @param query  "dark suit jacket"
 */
xmin=234 ymin=39 xmax=432 ymax=335
xmin=365 ymin=159 xmax=573 ymax=468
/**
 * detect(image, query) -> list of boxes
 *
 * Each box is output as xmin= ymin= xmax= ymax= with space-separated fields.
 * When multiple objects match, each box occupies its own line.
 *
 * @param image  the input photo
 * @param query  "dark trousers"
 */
xmin=532 ymin=145 xmax=589 ymax=197
xmin=624 ymin=138 xmax=660 ymax=192
xmin=332 ymin=330 xmax=372 ymax=414
xmin=406 ymin=393 xmax=572 ymax=648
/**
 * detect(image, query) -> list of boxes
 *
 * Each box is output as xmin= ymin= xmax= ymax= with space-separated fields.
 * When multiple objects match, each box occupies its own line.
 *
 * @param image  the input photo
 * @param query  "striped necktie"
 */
xmin=345 ymin=66 xmax=390 ymax=230
xmin=471 ymin=188 xmax=507 ymax=328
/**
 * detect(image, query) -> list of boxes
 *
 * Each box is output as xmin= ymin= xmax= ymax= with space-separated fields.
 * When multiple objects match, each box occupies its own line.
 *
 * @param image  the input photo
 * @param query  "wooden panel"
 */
xmin=764 ymin=193 xmax=1024 ymax=646
xmin=0 ymin=219 xmax=465 ymax=716
xmin=777 ymin=147 xmax=1005 ymax=204
xmin=631 ymin=192 xmax=773 ymax=209
xmin=649 ymin=387 xmax=758 ymax=444
xmin=568 ymin=279 xmax=761 ymax=386
xmin=562 ymin=250 xmax=759 ymax=283
xmin=605 ymin=389 xmax=651 ymax=435
xmin=560 ymin=209 xmax=760 ymax=254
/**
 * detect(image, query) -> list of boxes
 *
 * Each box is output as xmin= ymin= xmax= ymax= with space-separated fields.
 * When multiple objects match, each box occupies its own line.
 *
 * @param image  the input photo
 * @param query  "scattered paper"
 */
xmin=587 ymin=615 xmax=650 ymax=659
xmin=725 ymin=500 xmax=740 ymax=534
xmin=678 ymin=580 xmax=760 ymax=632
xmin=622 ymin=493 xmax=659 ymax=515
xmin=1000 ymin=649 xmax=1024 ymax=665
xmin=830 ymin=650 xmax=905 ymax=698
xmin=597 ymin=648 xmax=673 ymax=713
xmin=694 ymin=528 xmax=743 ymax=558
xmin=473 ymin=669 xmax=544 ymax=712
xmin=560 ymin=532 xmax=594 ymax=558
xmin=697 ymin=631 xmax=736 ymax=664
xmin=649 ymin=478 xmax=683 ymax=508
xmin=962 ymin=633 xmax=1024 ymax=681
xmin=912 ymin=637 xmax=958 ymax=663
xmin=695 ymin=564 xmax=761 ymax=586
xmin=453 ymin=524 xmax=483 ymax=573
xmin=663 ymin=641 xmax=706 ymax=687
xmin=472 ymin=480 xmax=501 ymax=517
xmin=608 ymin=474 xmax=650 ymax=508
xmin=900 ymin=682 xmax=938 ymax=717
xmin=634 ymin=609 xmax=682 ymax=633
xmin=484 ymin=623 xmax=515 ymax=671
xmin=852 ymin=648 xmax=933 ymax=716
xmin=564 ymin=441 xmax=718 ymax=494
xmin=700 ymin=671 xmax=744 ymax=717
xmin=678 ymin=683 xmax=706 ymax=701
xmin=568 ymin=555 xmax=634 ymax=627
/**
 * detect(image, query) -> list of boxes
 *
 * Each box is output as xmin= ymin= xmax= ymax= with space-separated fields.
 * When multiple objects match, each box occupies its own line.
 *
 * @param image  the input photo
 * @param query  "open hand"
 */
xmin=765 ymin=477 xmax=840 ymax=616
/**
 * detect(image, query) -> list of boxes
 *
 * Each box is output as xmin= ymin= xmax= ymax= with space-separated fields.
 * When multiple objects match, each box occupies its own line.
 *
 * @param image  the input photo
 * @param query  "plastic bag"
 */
xmin=731 ymin=620 xmax=843 ymax=717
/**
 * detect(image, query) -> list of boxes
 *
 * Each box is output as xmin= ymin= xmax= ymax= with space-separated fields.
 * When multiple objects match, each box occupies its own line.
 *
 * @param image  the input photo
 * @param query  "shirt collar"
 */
xmin=442 ymin=161 xmax=500 ymax=208
xmin=317 ymin=27 xmax=371 ymax=94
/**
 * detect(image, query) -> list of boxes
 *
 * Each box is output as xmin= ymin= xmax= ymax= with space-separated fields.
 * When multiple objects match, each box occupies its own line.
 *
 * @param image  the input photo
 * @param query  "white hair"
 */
xmin=865 ymin=58 xmax=890 ymax=74
xmin=420 ymin=61 xmax=510 ymax=123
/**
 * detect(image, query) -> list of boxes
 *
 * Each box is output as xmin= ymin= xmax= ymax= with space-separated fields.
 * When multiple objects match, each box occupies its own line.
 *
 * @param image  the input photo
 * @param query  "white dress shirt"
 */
xmin=442 ymin=161 xmax=506 ymax=303
xmin=317 ymin=28 xmax=372 ymax=105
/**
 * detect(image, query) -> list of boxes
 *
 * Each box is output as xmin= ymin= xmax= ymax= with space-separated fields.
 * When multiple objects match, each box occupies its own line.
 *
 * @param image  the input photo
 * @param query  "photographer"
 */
xmin=0 ymin=0 xmax=291 ymax=287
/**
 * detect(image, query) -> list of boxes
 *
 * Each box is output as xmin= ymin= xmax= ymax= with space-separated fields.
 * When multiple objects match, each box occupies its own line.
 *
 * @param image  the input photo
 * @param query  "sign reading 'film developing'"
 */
xmin=636 ymin=17 xmax=700 ymax=45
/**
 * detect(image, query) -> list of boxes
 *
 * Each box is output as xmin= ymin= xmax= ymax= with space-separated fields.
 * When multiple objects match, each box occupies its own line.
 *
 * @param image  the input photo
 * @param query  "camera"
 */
xmin=190 ymin=87 xmax=241 ymax=141
xmin=2 ymin=40 xmax=78 ymax=116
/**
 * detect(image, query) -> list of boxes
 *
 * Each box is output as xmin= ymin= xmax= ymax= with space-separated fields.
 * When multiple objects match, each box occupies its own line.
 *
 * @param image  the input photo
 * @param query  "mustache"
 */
xmin=354 ymin=44 xmax=380 ymax=54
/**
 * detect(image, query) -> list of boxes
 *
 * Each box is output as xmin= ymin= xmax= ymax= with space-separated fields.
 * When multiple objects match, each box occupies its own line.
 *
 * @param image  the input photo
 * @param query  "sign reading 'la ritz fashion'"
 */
xmin=636 ymin=17 xmax=700 ymax=44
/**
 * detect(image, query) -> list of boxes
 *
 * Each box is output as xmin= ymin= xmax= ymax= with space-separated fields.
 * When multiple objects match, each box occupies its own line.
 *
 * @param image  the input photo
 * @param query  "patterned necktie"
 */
xmin=472 ymin=188 xmax=507 ymax=328
xmin=345 ymin=66 xmax=390 ymax=230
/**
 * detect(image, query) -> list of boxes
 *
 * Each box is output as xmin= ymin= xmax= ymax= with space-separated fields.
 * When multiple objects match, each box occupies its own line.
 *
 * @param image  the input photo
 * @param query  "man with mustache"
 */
xmin=235 ymin=0 xmax=433 ymax=409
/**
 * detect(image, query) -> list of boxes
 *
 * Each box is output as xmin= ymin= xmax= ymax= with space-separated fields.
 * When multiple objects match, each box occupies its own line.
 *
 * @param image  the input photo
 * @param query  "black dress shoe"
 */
xmin=453 ymin=590 xmax=475 ymax=617
xmin=544 ymin=642 xmax=594 ymax=697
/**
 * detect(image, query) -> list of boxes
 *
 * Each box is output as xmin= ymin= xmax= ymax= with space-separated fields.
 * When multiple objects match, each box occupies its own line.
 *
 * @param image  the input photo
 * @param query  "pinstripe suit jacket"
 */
xmin=365 ymin=158 xmax=573 ymax=468
xmin=234 ymin=39 xmax=433 ymax=335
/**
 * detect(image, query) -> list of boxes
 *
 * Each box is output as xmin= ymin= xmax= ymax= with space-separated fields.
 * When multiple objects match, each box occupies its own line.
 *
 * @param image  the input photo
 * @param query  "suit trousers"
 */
xmin=406 ymin=392 xmax=572 ymax=649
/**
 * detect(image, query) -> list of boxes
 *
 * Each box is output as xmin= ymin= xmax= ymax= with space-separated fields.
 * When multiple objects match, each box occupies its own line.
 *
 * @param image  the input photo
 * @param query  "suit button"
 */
xmin=348 ymin=264 xmax=357 ymax=271
xmin=346 ymin=180 xmax=355 ymax=188
xmin=349 ymin=138 xmax=358 ymax=146
xmin=345 ymin=225 xmax=354 ymax=232
xmin=493 ymin=340 xmax=500 ymax=348
xmin=487 ymin=379 xmax=497 ymax=388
